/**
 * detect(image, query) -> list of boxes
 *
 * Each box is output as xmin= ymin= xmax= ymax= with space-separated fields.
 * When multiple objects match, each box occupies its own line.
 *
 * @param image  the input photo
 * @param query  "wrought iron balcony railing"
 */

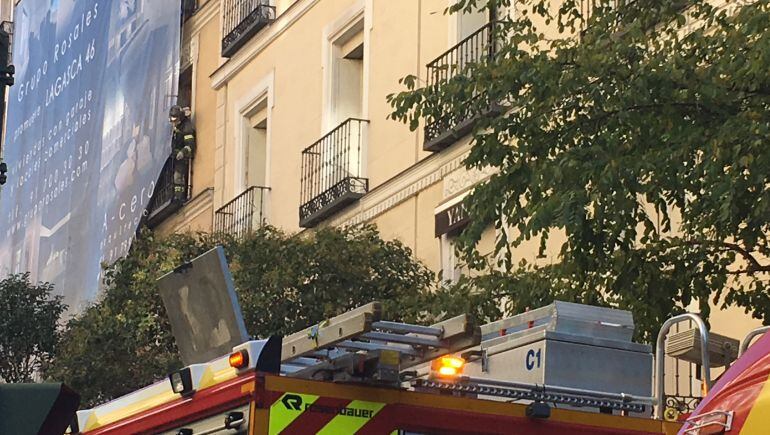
xmin=423 ymin=21 xmax=502 ymax=152
xmin=580 ymin=0 xmax=624 ymax=19
xmin=214 ymin=186 xmax=269 ymax=239
xmin=221 ymin=0 xmax=276 ymax=57
xmin=145 ymin=156 xmax=190 ymax=228
xmin=299 ymin=118 xmax=369 ymax=228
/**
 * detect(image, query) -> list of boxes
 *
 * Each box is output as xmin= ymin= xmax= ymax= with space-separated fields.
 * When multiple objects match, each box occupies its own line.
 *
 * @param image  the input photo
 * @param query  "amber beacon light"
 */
xmin=229 ymin=350 xmax=249 ymax=369
xmin=431 ymin=355 xmax=466 ymax=378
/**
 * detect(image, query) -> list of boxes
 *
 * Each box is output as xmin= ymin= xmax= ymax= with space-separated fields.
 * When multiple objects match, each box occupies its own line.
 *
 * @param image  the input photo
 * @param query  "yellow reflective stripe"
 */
xmin=315 ymin=400 xmax=385 ymax=435
xmin=184 ymin=135 xmax=195 ymax=140
xmin=268 ymin=392 xmax=319 ymax=435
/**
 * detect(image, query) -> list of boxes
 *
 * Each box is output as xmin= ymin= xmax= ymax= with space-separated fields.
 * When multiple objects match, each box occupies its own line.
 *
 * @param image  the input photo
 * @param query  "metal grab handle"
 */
xmin=682 ymin=410 xmax=734 ymax=434
xmin=654 ymin=313 xmax=712 ymax=419
xmin=739 ymin=326 xmax=770 ymax=357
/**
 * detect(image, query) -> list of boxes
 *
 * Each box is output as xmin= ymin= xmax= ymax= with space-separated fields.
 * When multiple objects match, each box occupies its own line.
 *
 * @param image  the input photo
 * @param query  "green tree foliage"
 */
xmin=390 ymin=0 xmax=770 ymax=338
xmin=48 ymin=225 xmax=435 ymax=406
xmin=0 ymin=273 xmax=66 ymax=383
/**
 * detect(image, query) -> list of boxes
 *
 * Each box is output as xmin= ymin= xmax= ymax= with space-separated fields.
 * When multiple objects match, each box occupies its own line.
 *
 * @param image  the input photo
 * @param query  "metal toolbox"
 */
xmin=464 ymin=301 xmax=653 ymax=397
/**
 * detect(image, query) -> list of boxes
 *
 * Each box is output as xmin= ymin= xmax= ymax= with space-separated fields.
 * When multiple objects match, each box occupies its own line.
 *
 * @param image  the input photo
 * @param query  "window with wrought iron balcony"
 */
xmin=145 ymin=6 xmax=198 ymax=229
xmin=298 ymin=20 xmax=368 ymax=228
xmin=299 ymin=119 xmax=369 ymax=228
xmin=423 ymin=18 xmax=503 ymax=153
xmin=221 ymin=0 xmax=276 ymax=58
xmin=215 ymin=99 xmax=271 ymax=239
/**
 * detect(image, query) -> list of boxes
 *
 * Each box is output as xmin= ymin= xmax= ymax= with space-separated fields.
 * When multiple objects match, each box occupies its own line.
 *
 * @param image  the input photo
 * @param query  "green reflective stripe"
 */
xmin=316 ymin=400 xmax=385 ymax=435
xmin=268 ymin=393 xmax=319 ymax=435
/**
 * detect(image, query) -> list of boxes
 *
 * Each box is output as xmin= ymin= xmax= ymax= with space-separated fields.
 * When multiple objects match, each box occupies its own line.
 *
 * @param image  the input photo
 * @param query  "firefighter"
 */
xmin=169 ymin=105 xmax=196 ymax=201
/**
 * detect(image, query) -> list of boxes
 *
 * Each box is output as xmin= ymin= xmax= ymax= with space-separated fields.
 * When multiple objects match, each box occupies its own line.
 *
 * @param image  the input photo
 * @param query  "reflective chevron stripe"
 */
xmin=268 ymin=393 xmax=320 ymax=435
xmin=268 ymin=392 xmax=385 ymax=434
xmin=315 ymin=400 xmax=386 ymax=434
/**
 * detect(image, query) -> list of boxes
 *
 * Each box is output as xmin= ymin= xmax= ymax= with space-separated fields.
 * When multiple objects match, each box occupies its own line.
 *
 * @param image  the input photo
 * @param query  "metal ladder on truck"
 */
xmin=245 ymin=300 xmax=743 ymax=420
xmin=272 ymin=301 xmax=480 ymax=383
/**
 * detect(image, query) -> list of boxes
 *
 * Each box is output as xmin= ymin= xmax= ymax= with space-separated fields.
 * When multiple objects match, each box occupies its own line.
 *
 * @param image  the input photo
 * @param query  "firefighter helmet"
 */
xmin=169 ymin=105 xmax=186 ymax=123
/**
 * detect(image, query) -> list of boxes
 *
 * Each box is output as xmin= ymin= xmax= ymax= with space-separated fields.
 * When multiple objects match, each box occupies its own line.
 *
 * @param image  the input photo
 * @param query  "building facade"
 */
xmin=159 ymin=0 xmax=505 ymax=281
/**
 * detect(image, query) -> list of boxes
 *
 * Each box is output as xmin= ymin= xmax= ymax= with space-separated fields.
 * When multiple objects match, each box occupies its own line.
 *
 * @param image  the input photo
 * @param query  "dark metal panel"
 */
xmin=157 ymin=246 xmax=249 ymax=366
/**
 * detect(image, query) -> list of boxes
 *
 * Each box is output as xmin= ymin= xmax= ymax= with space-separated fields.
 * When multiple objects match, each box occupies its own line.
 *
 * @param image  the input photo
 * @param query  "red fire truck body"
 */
xmin=81 ymin=370 xmax=681 ymax=435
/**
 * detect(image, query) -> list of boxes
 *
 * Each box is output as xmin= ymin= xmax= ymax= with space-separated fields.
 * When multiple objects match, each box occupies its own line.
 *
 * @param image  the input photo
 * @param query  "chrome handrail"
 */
xmin=739 ymin=326 xmax=770 ymax=357
xmin=654 ymin=313 xmax=711 ymax=419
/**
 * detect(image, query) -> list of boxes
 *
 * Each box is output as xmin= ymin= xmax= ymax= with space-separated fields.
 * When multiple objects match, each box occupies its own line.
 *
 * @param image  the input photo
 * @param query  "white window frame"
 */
xmin=232 ymin=70 xmax=274 ymax=218
xmin=320 ymin=0 xmax=371 ymax=132
xmin=440 ymin=233 xmax=463 ymax=284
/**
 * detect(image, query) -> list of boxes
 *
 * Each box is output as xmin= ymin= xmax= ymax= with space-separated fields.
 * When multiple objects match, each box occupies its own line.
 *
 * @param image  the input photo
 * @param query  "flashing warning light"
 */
xmin=229 ymin=350 xmax=249 ymax=369
xmin=432 ymin=355 xmax=465 ymax=378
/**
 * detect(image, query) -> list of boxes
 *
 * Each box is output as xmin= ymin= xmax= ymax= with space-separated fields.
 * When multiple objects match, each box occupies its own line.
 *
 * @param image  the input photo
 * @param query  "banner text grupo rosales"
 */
xmin=0 ymin=0 xmax=180 ymax=311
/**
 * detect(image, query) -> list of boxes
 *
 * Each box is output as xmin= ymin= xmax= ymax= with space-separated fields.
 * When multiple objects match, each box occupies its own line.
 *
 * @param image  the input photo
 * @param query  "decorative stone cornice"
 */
xmin=442 ymin=165 xmax=497 ymax=200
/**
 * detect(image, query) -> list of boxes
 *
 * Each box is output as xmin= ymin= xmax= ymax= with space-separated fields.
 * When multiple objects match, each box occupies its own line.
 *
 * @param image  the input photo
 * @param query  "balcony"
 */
xmin=145 ymin=156 xmax=190 ymax=228
xmin=299 ymin=118 xmax=369 ymax=228
xmin=423 ymin=21 xmax=502 ymax=152
xmin=214 ymin=186 xmax=269 ymax=239
xmin=221 ymin=0 xmax=276 ymax=58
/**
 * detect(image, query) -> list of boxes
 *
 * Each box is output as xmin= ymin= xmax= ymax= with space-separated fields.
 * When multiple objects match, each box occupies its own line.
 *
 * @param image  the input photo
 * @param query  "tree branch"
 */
xmin=682 ymin=240 xmax=770 ymax=274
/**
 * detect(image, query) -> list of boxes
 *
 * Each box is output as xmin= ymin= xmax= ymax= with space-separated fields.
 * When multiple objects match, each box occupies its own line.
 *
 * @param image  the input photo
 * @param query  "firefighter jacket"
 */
xmin=172 ymin=118 xmax=196 ymax=160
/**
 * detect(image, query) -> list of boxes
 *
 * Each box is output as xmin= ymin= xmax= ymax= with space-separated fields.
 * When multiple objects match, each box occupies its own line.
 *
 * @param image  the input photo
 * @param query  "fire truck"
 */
xmin=73 ymin=300 xmax=718 ymax=435
xmin=72 ymin=245 xmax=755 ymax=434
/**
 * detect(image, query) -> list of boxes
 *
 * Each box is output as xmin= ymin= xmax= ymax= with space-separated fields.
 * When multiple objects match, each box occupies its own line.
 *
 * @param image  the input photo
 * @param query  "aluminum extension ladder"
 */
xmin=278 ymin=302 xmax=479 ymax=381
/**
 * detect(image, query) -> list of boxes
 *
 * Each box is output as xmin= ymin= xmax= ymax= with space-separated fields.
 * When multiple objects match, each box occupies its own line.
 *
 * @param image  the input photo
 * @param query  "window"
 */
xmin=440 ymin=233 xmax=463 ymax=284
xmin=326 ymin=18 xmax=366 ymax=192
xmin=329 ymin=24 xmax=364 ymax=126
xmin=457 ymin=5 xmax=489 ymax=42
xmin=221 ymin=0 xmax=276 ymax=57
xmin=177 ymin=66 xmax=193 ymax=110
xmin=245 ymin=101 xmax=268 ymax=188
xmin=298 ymin=8 xmax=370 ymax=228
xmin=435 ymin=200 xmax=470 ymax=284
xmin=214 ymin=94 xmax=270 ymax=237
xmin=454 ymin=0 xmax=511 ymax=43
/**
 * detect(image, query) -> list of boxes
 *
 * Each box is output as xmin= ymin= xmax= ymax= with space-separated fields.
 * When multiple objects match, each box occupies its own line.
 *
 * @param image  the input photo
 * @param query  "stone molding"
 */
xmin=442 ymin=164 xmax=497 ymax=199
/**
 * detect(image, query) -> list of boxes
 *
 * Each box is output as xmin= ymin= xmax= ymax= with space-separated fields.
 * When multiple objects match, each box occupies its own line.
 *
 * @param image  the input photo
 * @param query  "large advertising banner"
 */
xmin=0 ymin=0 xmax=180 ymax=311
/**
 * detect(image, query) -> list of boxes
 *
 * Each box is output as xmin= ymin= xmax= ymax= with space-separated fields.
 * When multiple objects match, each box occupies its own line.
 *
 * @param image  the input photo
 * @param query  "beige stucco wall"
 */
xmin=211 ymin=0 xmax=460 ymax=231
xmin=188 ymin=4 xmax=220 ymax=202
